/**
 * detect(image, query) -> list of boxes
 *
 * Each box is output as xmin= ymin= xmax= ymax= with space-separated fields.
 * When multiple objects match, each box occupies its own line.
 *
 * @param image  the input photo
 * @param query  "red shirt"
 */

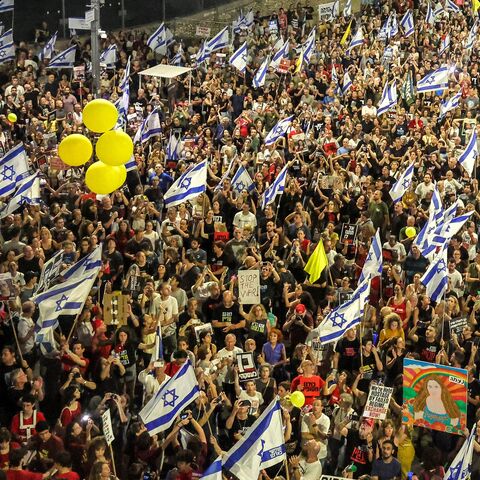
xmin=0 ymin=443 xmax=20 ymax=469
xmin=165 ymin=361 xmax=182 ymax=377
xmin=11 ymin=411 xmax=46 ymax=442
xmin=291 ymin=374 xmax=325 ymax=405
xmin=7 ymin=470 xmax=43 ymax=480
xmin=57 ymin=472 xmax=80 ymax=480
xmin=61 ymin=354 xmax=89 ymax=376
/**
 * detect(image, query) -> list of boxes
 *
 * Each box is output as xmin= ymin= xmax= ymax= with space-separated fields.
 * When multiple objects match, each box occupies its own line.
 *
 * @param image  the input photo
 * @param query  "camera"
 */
xmin=180 ymin=412 xmax=189 ymax=420
xmin=73 ymin=372 xmax=81 ymax=379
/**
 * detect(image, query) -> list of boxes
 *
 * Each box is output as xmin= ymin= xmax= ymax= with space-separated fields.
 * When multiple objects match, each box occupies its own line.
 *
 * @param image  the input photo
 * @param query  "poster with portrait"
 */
xmin=402 ymin=359 xmax=467 ymax=435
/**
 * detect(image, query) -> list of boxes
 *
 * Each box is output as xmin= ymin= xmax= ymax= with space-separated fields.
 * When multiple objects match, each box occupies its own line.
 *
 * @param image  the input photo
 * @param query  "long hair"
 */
xmin=412 ymin=374 xmax=461 ymax=418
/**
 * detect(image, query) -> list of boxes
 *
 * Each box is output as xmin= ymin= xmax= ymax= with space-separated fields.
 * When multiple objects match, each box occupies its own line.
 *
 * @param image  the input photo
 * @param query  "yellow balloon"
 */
xmin=405 ymin=226 xmax=417 ymax=238
xmin=95 ymin=130 xmax=134 ymax=166
xmin=82 ymin=99 xmax=118 ymax=133
xmin=85 ymin=162 xmax=127 ymax=194
xmin=58 ymin=134 xmax=93 ymax=167
xmin=7 ymin=113 xmax=17 ymax=123
xmin=290 ymin=391 xmax=306 ymax=409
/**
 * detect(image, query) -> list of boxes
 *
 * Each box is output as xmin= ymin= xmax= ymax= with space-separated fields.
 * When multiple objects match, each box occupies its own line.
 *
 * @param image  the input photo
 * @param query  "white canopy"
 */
xmin=138 ymin=64 xmax=192 ymax=79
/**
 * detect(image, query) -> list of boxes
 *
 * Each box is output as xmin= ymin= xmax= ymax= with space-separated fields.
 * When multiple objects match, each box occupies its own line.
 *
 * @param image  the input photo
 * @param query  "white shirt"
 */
xmin=138 ymin=369 xmax=171 ymax=404
xmin=238 ymin=390 xmax=264 ymax=415
xmin=18 ymin=316 xmax=35 ymax=354
xmin=299 ymin=459 xmax=323 ymax=480
xmin=233 ymin=211 xmax=257 ymax=230
xmin=301 ymin=413 xmax=330 ymax=459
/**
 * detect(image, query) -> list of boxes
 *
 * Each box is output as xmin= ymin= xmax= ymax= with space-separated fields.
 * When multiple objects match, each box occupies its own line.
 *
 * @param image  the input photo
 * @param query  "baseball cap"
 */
xmin=295 ymin=304 xmax=306 ymax=314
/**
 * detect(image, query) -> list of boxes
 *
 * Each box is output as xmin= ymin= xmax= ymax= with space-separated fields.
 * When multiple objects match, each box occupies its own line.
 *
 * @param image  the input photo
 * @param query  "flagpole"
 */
xmin=6 ymin=302 xmax=24 ymax=364
xmin=109 ymin=444 xmax=117 ymax=478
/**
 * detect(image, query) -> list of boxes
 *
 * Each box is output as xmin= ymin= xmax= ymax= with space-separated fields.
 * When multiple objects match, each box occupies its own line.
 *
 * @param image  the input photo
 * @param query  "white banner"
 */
xmin=101 ymin=408 xmax=115 ymax=445
xmin=318 ymin=2 xmax=338 ymax=20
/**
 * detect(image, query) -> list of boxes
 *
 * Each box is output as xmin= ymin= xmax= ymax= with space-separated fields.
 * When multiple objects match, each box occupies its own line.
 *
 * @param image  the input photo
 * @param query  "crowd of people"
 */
xmin=2 ymin=0 xmax=480 ymax=479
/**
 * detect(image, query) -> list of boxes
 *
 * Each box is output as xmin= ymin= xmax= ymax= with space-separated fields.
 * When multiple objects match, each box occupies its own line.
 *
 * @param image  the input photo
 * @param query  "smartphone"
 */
xmin=180 ymin=412 xmax=189 ymax=420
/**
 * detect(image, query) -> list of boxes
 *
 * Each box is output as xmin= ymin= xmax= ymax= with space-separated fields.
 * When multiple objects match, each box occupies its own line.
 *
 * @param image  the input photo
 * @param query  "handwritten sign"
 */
xmin=238 ymin=270 xmax=260 ymax=304
xmin=101 ymin=409 xmax=115 ymax=445
xmin=237 ymin=352 xmax=258 ymax=381
xmin=363 ymin=384 xmax=393 ymax=420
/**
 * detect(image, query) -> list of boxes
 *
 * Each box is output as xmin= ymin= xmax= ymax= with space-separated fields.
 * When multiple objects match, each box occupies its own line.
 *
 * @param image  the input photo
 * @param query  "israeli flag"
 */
xmin=0 ymin=144 xmax=29 ymax=197
xmin=446 ymin=0 xmax=461 ymax=12
xmin=434 ymin=2 xmax=445 ymax=18
xmin=229 ymin=41 xmax=247 ymax=73
xmin=465 ymin=22 xmax=478 ymax=50
xmin=0 ymin=29 xmax=12 ymax=48
xmin=0 ymin=0 xmax=13 ymax=12
xmin=231 ymin=165 xmax=254 ymax=194
xmin=0 ymin=41 xmax=14 ymax=63
xmin=344 ymin=0 xmax=352 ymax=16
xmin=125 ymin=156 xmax=136 ymax=172
xmin=270 ymin=39 xmax=289 ymax=69
xmin=48 ymin=45 xmax=76 ymax=68
xmin=36 ymin=249 xmax=65 ymax=294
xmin=244 ymin=9 xmax=254 ymax=29
xmin=164 ymin=161 xmax=207 ymax=208
xmin=458 ymin=128 xmax=478 ymax=177
xmin=303 ymin=28 xmax=316 ymax=64
xmin=359 ymin=230 xmax=383 ymax=283
xmin=147 ymin=23 xmax=167 ymax=55
xmin=439 ymin=33 xmax=450 ymax=56
xmin=347 ymin=27 xmax=364 ymax=53
xmin=400 ymin=10 xmax=414 ymax=37
xmin=33 ymin=271 xmax=99 ymax=344
xmin=389 ymin=161 xmax=415 ymax=203
xmin=439 ymin=90 xmax=461 ymax=120
xmin=421 ymin=246 xmax=448 ymax=302
xmin=342 ymin=71 xmax=352 ymax=95
xmin=201 ymin=457 xmax=223 ymax=480
xmin=232 ymin=12 xmax=246 ymax=33
xmin=0 ymin=171 xmax=40 ymax=219
xmin=100 ymin=44 xmax=116 ymax=69
xmin=115 ymin=78 xmax=129 ymax=129
xmin=388 ymin=13 xmax=398 ymax=37
xmin=207 ymin=26 xmax=229 ymax=52
xmin=261 ymin=164 xmax=288 ymax=209
xmin=314 ymin=277 xmax=371 ymax=344
xmin=62 ymin=245 xmax=102 ymax=282
xmin=39 ymin=31 xmax=57 ymax=60
xmin=166 ymin=134 xmax=182 ymax=161
xmin=264 ymin=116 xmax=293 ymax=146
xmin=443 ymin=428 xmax=475 ymax=480
xmin=140 ymin=360 xmax=200 ymax=435
xmin=426 ymin=2 xmax=435 ymax=25
xmin=196 ymin=41 xmax=210 ymax=65
xmin=221 ymin=399 xmax=286 ymax=480
xmin=415 ymin=184 xmax=443 ymax=252
xmin=377 ymin=80 xmax=397 ymax=116
xmin=330 ymin=0 xmax=340 ymax=18
xmin=416 ymin=66 xmax=449 ymax=93
xmin=119 ymin=56 xmax=131 ymax=92
xmin=170 ymin=51 xmax=183 ymax=66
xmin=252 ymin=56 xmax=269 ymax=88
xmin=134 ymin=107 xmax=162 ymax=144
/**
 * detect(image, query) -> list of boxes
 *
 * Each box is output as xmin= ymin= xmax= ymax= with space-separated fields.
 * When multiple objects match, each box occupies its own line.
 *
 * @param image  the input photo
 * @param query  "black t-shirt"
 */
xmin=17 ymin=256 xmax=41 ymax=276
xmin=202 ymin=296 xmax=223 ymax=323
xmin=335 ymin=338 xmax=360 ymax=372
xmin=468 ymin=379 xmax=480 ymax=426
xmin=98 ymin=207 xmax=118 ymax=236
xmin=346 ymin=429 xmax=374 ymax=477
xmin=212 ymin=303 xmax=242 ymax=346
xmin=103 ymin=250 xmax=124 ymax=279
xmin=229 ymin=414 xmax=256 ymax=442
xmin=416 ymin=337 xmax=440 ymax=363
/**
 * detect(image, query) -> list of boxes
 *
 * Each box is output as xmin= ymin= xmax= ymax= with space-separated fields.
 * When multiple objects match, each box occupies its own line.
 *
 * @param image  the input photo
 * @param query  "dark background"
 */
xmin=10 ymin=0 xmax=234 ymax=42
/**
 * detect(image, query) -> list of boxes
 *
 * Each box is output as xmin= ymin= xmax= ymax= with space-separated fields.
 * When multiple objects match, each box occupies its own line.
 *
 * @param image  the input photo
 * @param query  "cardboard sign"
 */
xmin=101 ymin=409 xmax=115 ymax=445
xmin=238 ymin=270 xmax=260 ymax=304
xmin=236 ymin=352 xmax=258 ymax=381
xmin=450 ymin=317 xmax=468 ymax=336
xmin=194 ymin=323 xmax=213 ymax=343
xmin=340 ymin=223 xmax=358 ymax=245
xmin=36 ymin=249 xmax=64 ymax=293
xmin=73 ymin=65 xmax=85 ymax=81
xmin=277 ymin=58 xmax=291 ymax=74
xmin=363 ymin=384 xmax=394 ymax=420
xmin=103 ymin=293 xmax=128 ymax=326
xmin=195 ymin=26 xmax=211 ymax=38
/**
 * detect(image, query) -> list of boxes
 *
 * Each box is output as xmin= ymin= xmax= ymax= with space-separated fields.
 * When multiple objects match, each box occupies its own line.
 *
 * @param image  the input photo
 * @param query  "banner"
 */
xmin=236 ymin=352 xmax=258 ymax=381
xmin=403 ymin=358 xmax=467 ymax=435
xmin=238 ymin=269 xmax=260 ymax=304
xmin=318 ymin=2 xmax=338 ymax=20
xmin=363 ymin=384 xmax=393 ymax=420
xmin=101 ymin=408 xmax=115 ymax=445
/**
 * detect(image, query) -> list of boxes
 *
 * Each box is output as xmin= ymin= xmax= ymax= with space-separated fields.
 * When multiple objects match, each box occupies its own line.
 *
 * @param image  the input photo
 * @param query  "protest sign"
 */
xmin=238 ymin=270 xmax=260 ymax=304
xmin=318 ymin=2 xmax=338 ymax=20
xmin=104 ymin=293 xmax=128 ymax=326
xmin=196 ymin=26 xmax=211 ymax=37
xmin=36 ymin=249 xmax=64 ymax=293
xmin=0 ymin=273 xmax=16 ymax=300
xmin=194 ymin=323 xmax=213 ymax=343
xmin=101 ymin=409 xmax=115 ymax=445
xmin=450 ymin=317 xmax=468 ymax=336
xmin=340 ymin=224 xmax=358 ymax=245
xmin=363 ymin=384 xmax=393 ymax=420
xmin=403 ymin=358 xmax=467 ymax=435
xmin=237 ymin=352 xmax=258 ymax=381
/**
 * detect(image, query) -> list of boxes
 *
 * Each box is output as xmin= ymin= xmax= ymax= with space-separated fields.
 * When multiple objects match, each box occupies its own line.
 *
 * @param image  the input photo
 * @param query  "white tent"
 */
xmin=138 ymin=64 xmax=192 ymax=79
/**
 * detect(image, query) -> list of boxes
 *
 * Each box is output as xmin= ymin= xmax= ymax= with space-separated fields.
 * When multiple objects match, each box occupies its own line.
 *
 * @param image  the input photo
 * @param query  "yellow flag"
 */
xmin=294 ymin=48 xmax=304 ymax=74
xmin=304 ymin=239 xmax=329 ymax=284
xmin=340 ymin=19 xmax=353 ymax=46
xmin=474 ymin=0 xmax=480 ymax=13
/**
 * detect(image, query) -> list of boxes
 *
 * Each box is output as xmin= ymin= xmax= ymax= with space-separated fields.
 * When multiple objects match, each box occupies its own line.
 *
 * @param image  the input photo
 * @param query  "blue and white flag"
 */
xmin=252 ymin=56 xmax=269 ymax=88
xmin=201 ymin=457 xmax=223 ymax=480
xmin=347 ymin=28 xmax=364 ymax=53
xmin=207 ymin=26 xmax=229 ymax=52
xmin=196 ymin=41 xmax=210 ymax=65
xmin=229 ymin=41 xmax=247 ymax=73
xmin=115 ymin=78 xmax=130 ymax=129
xmin=147 ymin=23 xmax=167 ymax=55
xmin=330 ymin=0 xmax=340 ymax=18
xmin=221 ymin=399 xmax=286 ymax=480
xmin=164 ymin=161 xmax=207 ymax=208
xmin=0 ymin=0 xmax=13 ymax=12
xmin=415 ymin=184 xmax=443 ymax=252
xmin=416 ymin=66 xmax=449 ymax=93
xmin=170 ymin=50 xmax=183 ymax=66
xmin=0 ymin=41 xmax=14 ymax=63
xmin=0 ymin=144 xmax=29 ymax=197
xmin=264 ymin=116 xmax=293 ymax=146
xmin=434 ymin=2 xmax=445 ymax=18
xmin=465 ymin=22 xmax=478 ymax=50
xmin=446 ymin=0 xmax=461 ymax=13
xmin=33 ymin=271 xmax=100 ymax=350
xmin=134 ymin=108 xmax=162 ymax=144
xmin=35 ymin=249 xmax=65 ymax=295
xmin=125 ymin=156 xmax=136 ymax=172
xmin=377 ymin=80 xmax=397 ymax=116
xmin=39 ymin=31 xmax=57 ymax=60
xmin=439 ymin=90 xmax=461 ymax=120
xmin=400 ymin=10 xmax=415 ymax=37
xmin=303 ymin=28 xmax=316 ymax=64
xmin=140 ymin=360 xmax=199 ymax=435
xmin=458 ymin=128 xmax=477 ymax=177
xmin=233 ymin=12 xmax=246 ymax=33
xmin=48 ymin=45 xmax=76 ymax=68
xmin=243 ymin=9 xmax=254 ymax=29
xmin=261 ymin=164 xmax=288 ymax=209
xmin=270 ymin=39 xmax=289 ymax=69
xmin=231 ymin=165 xmax=254 ymax=194
xmin=315 ymin=277 xmax=371 ymax=344
xmin=344 ymin=0 xmax=352 ymax=16
xmin=426 ymin=2 xmax=435 ymax=25
xmin=342 ymin=71 xmax=352 ymax=95
xmin=166 ymin=134 xmax=182 ymax=160
xmin=389 ymin=162 xmax=415 ymax=203
xmin=359 ymin=230 xmax=383 ymax=283
xmin=0 ymin=171 xmax=40 ymax=218
xmin=100 ymin=44 xmax=116 ymax=69
xmin=443 ymin=429 xmax=475 ymax=480
xmin=62 ymin=245 xmax=102 ymax=281
xmin=388 ymin=13 xmax=398 ymax=37
xmin=421 ymin=245 xmax=448 ymax=302
xmin=0 ymin=29 xmax=12 ymax=48
xmin=439 ymin=33 xmax=450 ymax=56
xmin=119 ymin=56 xmax=131 ymax=92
